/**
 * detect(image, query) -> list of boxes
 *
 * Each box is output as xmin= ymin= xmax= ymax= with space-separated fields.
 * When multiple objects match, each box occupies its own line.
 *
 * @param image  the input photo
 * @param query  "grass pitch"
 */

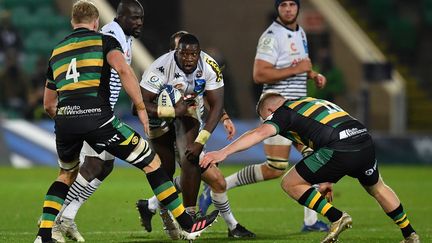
xmin=0 ymin=165 xmax=431 ymax=242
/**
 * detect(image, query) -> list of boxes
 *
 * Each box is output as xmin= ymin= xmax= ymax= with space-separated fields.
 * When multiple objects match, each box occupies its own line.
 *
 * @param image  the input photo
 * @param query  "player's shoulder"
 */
xmin=101 ymin=21 xmax=125 ymax=39
xmin=151 ymin=51 xmax=174 ymax=69
xmin=261 ymin=22 xmax=285 ymax=37
xmin=201 ymin=52 xmax=220 ymax=71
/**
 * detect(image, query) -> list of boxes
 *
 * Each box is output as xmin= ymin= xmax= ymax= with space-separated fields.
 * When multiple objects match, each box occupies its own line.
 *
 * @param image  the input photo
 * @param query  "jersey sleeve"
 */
xmin=140 ymin=68 xmax=165 ymax=94
xmin=45 ymin=61 xmax=56 ymax=90
xmin=263 ymin=105 xmax=291 ymax=135
xmin=102 ymin=35 xmax=123 ymax=55
xmin=255 ymin=31 xmax=279 ymax=64
xmin=203 ymin=56 xmax=224 ymax=91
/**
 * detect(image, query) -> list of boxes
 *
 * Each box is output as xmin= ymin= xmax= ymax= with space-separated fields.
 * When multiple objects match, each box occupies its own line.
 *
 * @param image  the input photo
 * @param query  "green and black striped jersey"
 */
xmin=45 ymin=28 xmax=123 ymax=131
xmin=264 ymin=97 xmax=367 ymax=150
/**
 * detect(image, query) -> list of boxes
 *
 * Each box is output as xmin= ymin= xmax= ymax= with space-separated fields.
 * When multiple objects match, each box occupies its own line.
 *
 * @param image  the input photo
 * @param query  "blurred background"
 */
xmin=0 ymin=0 xmax=431 ymax=167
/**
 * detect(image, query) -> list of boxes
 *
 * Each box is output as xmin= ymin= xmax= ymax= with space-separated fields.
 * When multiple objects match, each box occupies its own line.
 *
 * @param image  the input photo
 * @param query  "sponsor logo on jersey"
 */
xmin=57 ymin=105 xmax=102 ymax=116
xmin=194 ymin=79 xmax=206 ymax=94
xmin=290 ymin=42 xmax=297 ymax=52
xmin=157 ymin=66 xmax=165 ymax=74
xmin=205 ymin=58 xmax=222 ymax=82
xmin=339 ymin=128 xmax=368 ymax=140
xmin=196 ymin=70 xmax=202 ymax=78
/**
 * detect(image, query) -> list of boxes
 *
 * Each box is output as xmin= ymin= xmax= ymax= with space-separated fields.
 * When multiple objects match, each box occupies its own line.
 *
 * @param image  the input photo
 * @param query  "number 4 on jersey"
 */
xmin=66 ymin=58 xmax=80 ymax=83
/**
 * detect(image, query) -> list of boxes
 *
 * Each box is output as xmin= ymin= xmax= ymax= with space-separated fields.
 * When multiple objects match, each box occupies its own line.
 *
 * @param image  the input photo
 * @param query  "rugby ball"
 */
xmin=158 ymin=85 xmax=182 ymax=107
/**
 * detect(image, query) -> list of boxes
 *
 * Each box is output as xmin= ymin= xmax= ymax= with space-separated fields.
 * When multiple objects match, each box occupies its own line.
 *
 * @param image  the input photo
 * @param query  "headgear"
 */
xmin=274 ymin=0 xmax=300 ymax=10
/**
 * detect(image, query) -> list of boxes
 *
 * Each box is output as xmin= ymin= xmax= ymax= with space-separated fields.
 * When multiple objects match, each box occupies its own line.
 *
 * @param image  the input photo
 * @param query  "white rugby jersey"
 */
xmin=255 ymin=21 xmax=309 ymax=99
xmin=140 ymin=50 xmax=224 ymax=120
xmin=100 ymin=20 xmax=133 ymax=109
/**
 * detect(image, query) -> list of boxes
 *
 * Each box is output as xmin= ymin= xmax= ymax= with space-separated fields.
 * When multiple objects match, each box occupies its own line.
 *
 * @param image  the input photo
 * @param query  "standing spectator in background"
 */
xmin=0 ymin=10 xmax=23 ymax=62
xmin=0 ymin=49 xmax=28 ymax=117
xmin=26 ymin=56 xmax=49 ymax=120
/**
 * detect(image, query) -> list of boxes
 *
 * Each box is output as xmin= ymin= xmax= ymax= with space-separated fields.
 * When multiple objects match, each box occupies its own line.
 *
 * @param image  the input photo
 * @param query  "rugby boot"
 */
xmin=198 ymin=183 xmax=212 ymax=215
xmin=400 ymin=232 xmax=420 ymax=243
xmin=301 ymin=220 xmax=330 ymax=232
xmin=228 ymin=223 xmax=256 ymax=238
xmin=159 ymin=208 xmax=181 ymax=240
xmin=180 ymin=209 xmax=219 ymax=241
xmin=321 ymin=212 xmax=352 ymax=243
xmin=136 ymin=199 xmax=155 ymax=232
xmin=58 ymin=218 xmax=85 ymax=242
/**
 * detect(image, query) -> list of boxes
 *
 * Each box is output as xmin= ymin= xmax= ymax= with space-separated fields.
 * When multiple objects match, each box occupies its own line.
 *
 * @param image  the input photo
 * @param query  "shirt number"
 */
xmin=316 ymin=101 xmax=342 ymax=114
xmin=66 ymin=58 xmax=80 ymax=83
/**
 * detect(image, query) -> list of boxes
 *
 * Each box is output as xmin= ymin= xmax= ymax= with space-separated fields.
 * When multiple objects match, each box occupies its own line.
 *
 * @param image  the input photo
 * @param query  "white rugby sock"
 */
xmin=61 ymin=174 xmax=91 ymax=220
xmin=147 ymin=195 xmax=160 ymax=213
xmin=226 ymin=164 xmax=264 ymax=190
xmin=303 ymin=184 xmax=320 ymax=225
xmin=211 ymin=191 xmax=238 ymax=230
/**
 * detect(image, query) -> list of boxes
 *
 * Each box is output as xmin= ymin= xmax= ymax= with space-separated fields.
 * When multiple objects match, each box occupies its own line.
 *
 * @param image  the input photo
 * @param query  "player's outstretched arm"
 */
xmin=200 ymin=124 xmax=276 ymax=168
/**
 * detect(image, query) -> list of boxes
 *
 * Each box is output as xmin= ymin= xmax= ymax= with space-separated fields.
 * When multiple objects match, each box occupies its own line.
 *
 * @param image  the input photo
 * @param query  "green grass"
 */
xmin=0 ymin=165 xmax=431 ymax=242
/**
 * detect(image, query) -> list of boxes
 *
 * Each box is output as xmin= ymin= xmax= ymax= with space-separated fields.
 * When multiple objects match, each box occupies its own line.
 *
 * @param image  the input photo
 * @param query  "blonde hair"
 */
xmin=71 ymin=0 xmax=99 ymax=25
xmin=256 ymin=93 xmax=283 ymax=117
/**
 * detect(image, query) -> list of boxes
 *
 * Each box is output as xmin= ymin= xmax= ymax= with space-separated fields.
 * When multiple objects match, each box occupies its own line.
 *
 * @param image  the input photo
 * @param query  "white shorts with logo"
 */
xmin=80 ymin=141 xmax=115 ymax=161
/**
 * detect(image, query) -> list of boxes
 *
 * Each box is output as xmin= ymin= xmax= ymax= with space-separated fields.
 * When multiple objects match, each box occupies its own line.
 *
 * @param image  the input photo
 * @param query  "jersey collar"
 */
xmin=274 ymin=20 xmax=299 ymax=32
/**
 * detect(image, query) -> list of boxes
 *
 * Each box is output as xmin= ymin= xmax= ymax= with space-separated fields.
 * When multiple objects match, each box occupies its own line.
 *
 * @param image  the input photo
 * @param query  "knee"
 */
xmin=209 ymin=176 xmax=227 ymax=193
xmin=58 ymin=169 xmax=79 ymax=186
xmin=263 ymin=163 xmax=286 ymax=179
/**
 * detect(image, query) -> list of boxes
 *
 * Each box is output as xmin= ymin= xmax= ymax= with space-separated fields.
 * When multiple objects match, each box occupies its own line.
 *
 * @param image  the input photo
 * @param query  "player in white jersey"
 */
xmin=51 ymin=1 xmax=144 ymax=242
xmin=135 ymin=31 xmax=254 ymax=239
xmin=199 ymin=0 xmax=330 ymax=232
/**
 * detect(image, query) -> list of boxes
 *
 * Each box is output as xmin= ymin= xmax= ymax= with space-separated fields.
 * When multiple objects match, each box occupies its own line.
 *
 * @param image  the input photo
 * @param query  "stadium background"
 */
xmin=0 ymin=0 xmax=431 ymax=242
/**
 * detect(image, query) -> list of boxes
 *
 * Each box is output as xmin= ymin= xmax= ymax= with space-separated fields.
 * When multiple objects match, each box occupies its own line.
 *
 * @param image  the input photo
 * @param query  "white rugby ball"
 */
xmin=158 ymin=85 xmax=182 ymax=108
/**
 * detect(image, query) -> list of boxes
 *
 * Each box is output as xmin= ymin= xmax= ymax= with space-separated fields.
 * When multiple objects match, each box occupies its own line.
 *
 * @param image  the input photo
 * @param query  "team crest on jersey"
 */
xmin=288 ymin=34 xmax=292 ymax=38
xmin=132 ymin=135 xmax=139 ymax=145
xmin=150 ymin=75 xmax=159 ymax=82
xmin=205 ymin=58 xmax=222 ymax=82
xmin=196 ymin=70 xmax=202 ymax=78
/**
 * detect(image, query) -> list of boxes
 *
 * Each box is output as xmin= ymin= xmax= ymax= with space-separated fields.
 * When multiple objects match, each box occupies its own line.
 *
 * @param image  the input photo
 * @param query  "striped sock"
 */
xmin=225 ymin=164 xmax=263 ymax=190
xmin=63 ymin=173 xmax=88 ymax=206
xmin=298 ymin=187 xmax=342 ymax=222
xmin=146 ymin=168 xmax=192 ymax=229
xmin=386 ymin=204 xmax=415 ymax=238
xmin=211 ymin=191 xmax=238 ymax=230
xmin=37 ymin=181 xmax=69 ymax=241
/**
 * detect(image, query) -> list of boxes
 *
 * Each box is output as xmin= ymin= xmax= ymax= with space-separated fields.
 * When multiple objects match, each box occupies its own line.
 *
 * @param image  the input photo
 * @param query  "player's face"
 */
xmin=176 ymin=44 xmax=200 ymax=74
xmin=277 ymin=1 xmax=299 ymax=25
xmin=122 ymin=6 xmax=144 ymax=38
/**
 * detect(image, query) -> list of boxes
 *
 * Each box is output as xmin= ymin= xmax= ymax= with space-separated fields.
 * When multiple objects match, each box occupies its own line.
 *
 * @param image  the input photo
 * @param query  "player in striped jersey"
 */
xmin=51 ymin=1 xmax=143 ymax=242
xmin=34 ymin=1 xmax=218 ymax=243
xmin=135 ymin=31 xmax=254 ymax=239
xmin=200 ymin=93 xmax=420 ymax=243
xmin=214 ymin=0 xmax=329 ymax=232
